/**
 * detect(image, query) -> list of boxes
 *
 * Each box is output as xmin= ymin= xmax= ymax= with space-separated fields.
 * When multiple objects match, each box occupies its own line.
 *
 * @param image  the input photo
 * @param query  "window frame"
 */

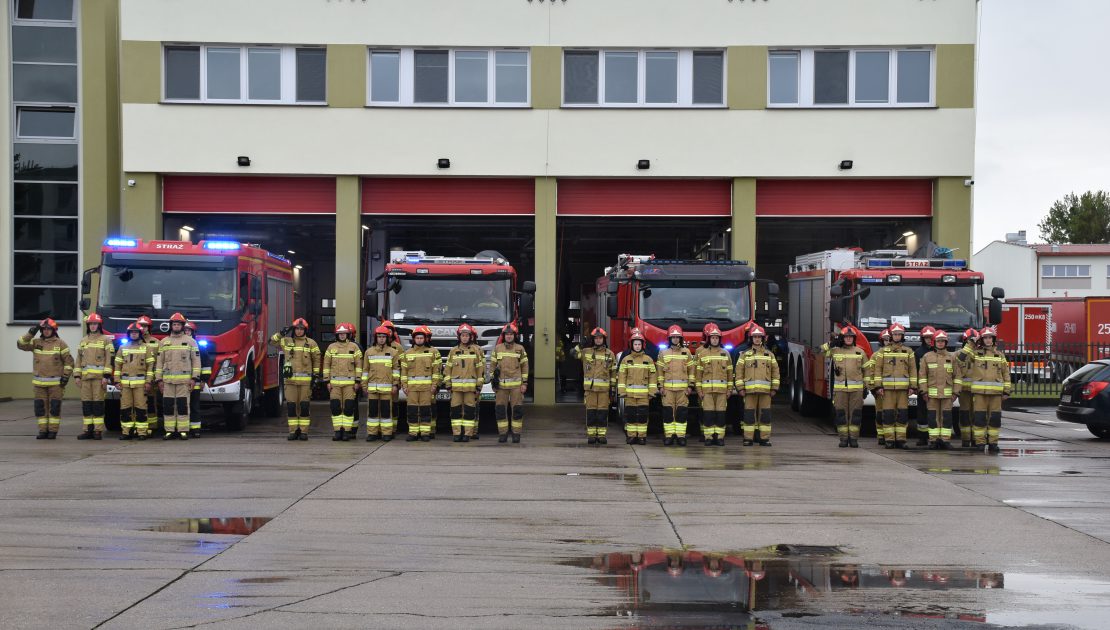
xmin=15 ymin=105 xmax=77 ymax=141
xmin=1042 ymin=264 xmax=1092 ymax=278
xmin=161 ymin=43 xmax=328 ymax=105
xmin=767 ymin=47 xmax=935 ymax=109
xmin=561 ymin=48 xmax=727 ymax=108
xmin=12 ymin=0 xmax=75 ymax=24
xmin=367 ymin=47 xmax=531 ymax=108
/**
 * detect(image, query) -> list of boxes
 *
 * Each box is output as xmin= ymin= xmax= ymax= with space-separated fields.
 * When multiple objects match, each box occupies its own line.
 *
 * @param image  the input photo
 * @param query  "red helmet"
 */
xmin=840 ymin=326 xmax=856 ymax=337
xmin=702 ymin=323 xmax=722 ymax=339
xmin=590 ymin=327 xmax=607 ymax=338
xmin=667 ymin=324 xmax=684 ymax=338
xmin=921 ymin=326 xmax=936 ymax=338
xmin=169 ymin=312 xmax=187 ymax=323
xmin=335 ymin=322 xmax=354 ymax=335
xmin=85 ymin=313 xmax=103 ymax=325
xmin=879 ymin=327 xmax=892 ymax=340
xmin=39 ymin=317 xmax=58 ymax=330
xmin=456 ymin=323 xmax=477 ymax=340
xmin=629 ymin=328 xmax=646 ymax=342
xmin=126 ymin=322 xmax=142 ymax=334
xmin=962 ymin=327 xmax=980 ymax=342
xmin=934 ymin=329 xmax=948 ymax=343
xmin=137 ymin=315 xmax=153 ymax=328
xmin=184 ymin=321 xmax=197 ymax=332
xmin=380 ymin=319 xmax=400 ymax=341
xmin=499 ymin=322 xmax=519 ymax=343
xmin=888 ymin=323 xmax=906 ymax=336
xmin=373 ymin=324 xmax=391 ymax=337
xmin=979 ymin=326 xmax=997 ymax=340
xmin=292 ymin=317 xmax=309 ymax=329
xmin=412 ymin=325 xmax=432 ymax=341
xmin=749 ymin=324 xmax=766 ymax=338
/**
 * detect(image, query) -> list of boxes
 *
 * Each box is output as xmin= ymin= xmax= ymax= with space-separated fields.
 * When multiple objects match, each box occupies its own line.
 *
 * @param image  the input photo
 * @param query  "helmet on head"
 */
xmin=979 ymin=326 xmax=997 ymax=340
xmin=749 ymin=325 xmax=766 ymax=338
xmin=888 ymin=323 xmax=906 ymax=336
xmin=85 ymin=313 xmax=103 ymax=326
xmin=934 ymin=329 xmax=948 ymax=343
xmin=184 ymin=321 xmax=197 ymax=332
xmin=961 ymin=327 xmax=980 ymax=343
xmin=39 ymin=317 xmax=58 ymax=330
xmin=456 ymin=323 xmax=477 ymax=341
xmin=292 ymin=317 xmax=309 ymax=329
xmin=169 ymin=312 xmax=187 ymax=324
xmin=373 ymin=324 xmax=391 ymax=337
xmin=702 ymin=323 xmax=722 ymax=340
xmin=499 ymin=322 xmax=519 ymax=344
xmin=840 ymin=326 xmax=856 ymax=337
xmin=667 ymin=324 xmax=684 ymax=338
xmin=137 ymin=315 xmax=153 ymax=328
xmin=335 ymin=322 xmax=353 ymax=335
xmin=380 ymin=319 xmax=400 ymax=342
xmin=412 ymin=325 xmax=432 ymax=341
xmin=126 ymin=322 xmax=142 ymax=335
xmin=629 ymin=328 xmax=646 ymax=343
xmin=921 ymin=326 xmax=936 ymax=339
xmin=590 ymin=327 xmax=607 ymax=338
xmin=879 ymin=327 xmax=892 ymax=340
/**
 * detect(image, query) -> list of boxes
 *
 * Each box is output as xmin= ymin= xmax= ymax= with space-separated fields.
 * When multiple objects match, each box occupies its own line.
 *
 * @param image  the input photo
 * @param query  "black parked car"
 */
xmin=1057 ymin=359 xmax=1110 ymax=439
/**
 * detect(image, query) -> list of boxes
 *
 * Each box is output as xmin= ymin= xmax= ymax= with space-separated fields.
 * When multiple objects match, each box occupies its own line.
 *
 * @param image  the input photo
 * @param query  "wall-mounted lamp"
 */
xmin=637 ymin=159 xmax=651 ymax=170
xmin=437 ymin=158 xmax=451 ymax=169
xmin=361 ymin=225 xmax=370 ymax=231
xmin=237 ymin=156 xmax=251 ymax=167
xmin=287 ymin=249 xmax=296 ymax=255
xmin=181 ymin=225 xmax=194 ymax=232
xmin=894 ymin=230 xmax=915 ymax=246
xmin=838 ymin=160 xmax=853 ymax=171
xmin=294 ymin=264 xmax=303 ymax=270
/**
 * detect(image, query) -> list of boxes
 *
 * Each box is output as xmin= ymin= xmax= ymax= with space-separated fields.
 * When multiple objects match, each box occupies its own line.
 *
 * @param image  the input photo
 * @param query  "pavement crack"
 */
xmin=629 ymin=445 xmax=685 ymax=548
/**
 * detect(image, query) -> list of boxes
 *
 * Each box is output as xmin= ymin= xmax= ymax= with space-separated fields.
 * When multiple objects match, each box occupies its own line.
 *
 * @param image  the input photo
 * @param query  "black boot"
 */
xmin=886 ymin=440 xmax=897 ymax=449
xmin=406 ymin=433 xmax=420 ymax=442
xmin=191 ymin=429 xmax=201 ymax=438
xmin=498 ymin=433 xmax=508 ymax=443
xmin=663 ymin=436 xmax=674 ymax=446
xmin=119 ymin=430 xmax=132 ymax=441
xmin=288 ymin=432 xmax=298 ymax=441
xmin=461 ymin=435 xmax=470 ymax=442
xmin=839 ymin=436 xmax=849 ymax=448
xmin=938 ymin=440 xmax=950 ymax=450
xmin=894 ymin=440 xmax=906 ymax=449
xmin=877 ymin=436 xmax=887 ymax=446
xmin=420 ymin=434 xmax=431 ymax=442
xmin=512 ymin=433 xmax=521 ymax=443
xmin=759 ymin=439 xmax=772 ymax=447
xmin=716 ymin=436 xmax=725 ymax=446
xmin=962 ymin=439 xmax=972 ymax=448
xmin=77 ymin=426 xmax=95 ymax=440
xmin=367 ymin=433 xmax=380 ymax=442
xmin=471 ymin=433 xmax=480 ymax=440
xmin=179 ymin=431 xmax=189 ymax=441
xmin=676 ymin=437 xmax=687 ymax=446
xmin=333 ymin=430 xmax=343 ymax=441
xmin=588 ymin=436 xmax=598 ymax=445
xmin=453 ymin=434 xmax=463 ymax=443
xmin=381 ymin=434 xmax=392 ymax=442
xmin=987 ymin=444 xmax=1000 ymax=454
xmin=163 ymin=432 xmax=176 ymax=440
xmin=36 ymin=430 xmax=48 ymax=440
xmin=917 ymin=434 xmax=929 ymax=447
xmin=598 ymin=436 xmax=608 ymax=445
xmin=849 ymin=438 xmax=859 ymax=448
xmin=299 ymin=432 xmax=309 ymax=440
xmin=743 ymin=438 xmax=754 ymax=446
xmin=93 ymin=431 xmax=103 ymax=441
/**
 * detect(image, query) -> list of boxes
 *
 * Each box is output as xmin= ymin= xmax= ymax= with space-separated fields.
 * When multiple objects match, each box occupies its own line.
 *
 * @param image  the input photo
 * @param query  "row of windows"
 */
xmin=1041 ymin=265 xmax=1101 ymax=278
xmin=162 ymin=45 xmax=937 ymax=109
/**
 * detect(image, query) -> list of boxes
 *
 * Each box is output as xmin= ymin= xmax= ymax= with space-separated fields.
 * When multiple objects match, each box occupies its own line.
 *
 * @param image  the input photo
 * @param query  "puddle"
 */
xmin=234 ymin=576 xmax=290 ymax=584
xmin=560 ymin=472 xmax=641 ymax=482
xmin=147 ymin=517 xmax=272 ymax=535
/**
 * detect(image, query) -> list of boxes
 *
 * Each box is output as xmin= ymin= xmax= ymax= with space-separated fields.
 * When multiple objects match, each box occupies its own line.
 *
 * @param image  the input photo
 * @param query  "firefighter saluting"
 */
xmin=865 ymin=327 xmax=892 ymax=445
xmin=114 ymin=323 xmax=153 ymax=440
xmin=17 ymin=318 xmax=73 ymax=439
xmin=270 ymin=318 xmax=321 ymax=441
xmin=918 ymin=329 xmax=958 ymax=449
xmin=617 ymin=328 xmax=657 ymax=445
xmin=445 ymin=323 xmax=485 ymax=442
xmin=823 ymin=326 xmax=867 ymax=448
xmin=574 ymin=327 xmax=616 ymax=445
xmin=491 ymin=322 xmax=529 ymax=443
xmin=656 ymin=325 xmax=694 ymax=446
xmin=184 ymin=321 xmax=210 ymax=438
xmin=968 ymin=326 xmax=1010 ymax=453
xmin=401 ymin=325 xmax=441 ymax=442
xmin=874 ymin=323 xmax=917 ymax=449
xmin=362 ymin=324 xmax=401 ymax=442
xmin=74 ymin=313 xmax=114 ymax=440
xmin=154 ymin=313 xmax=201 ymax=440
xmin=695 ymin=323 xmax=732 ymax=446
xmin=323 ymin=322 xmax=362 ymax=441
xmin=955 ymin=328 xmax=980 ymax=447
xmin=736 ymin=325 xmax=779 ymax=447
xmin=136 ymin=314 xmax=161 ymax=434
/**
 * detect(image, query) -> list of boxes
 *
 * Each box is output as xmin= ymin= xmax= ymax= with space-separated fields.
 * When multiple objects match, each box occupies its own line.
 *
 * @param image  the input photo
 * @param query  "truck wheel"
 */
xmin=1088 ymin=424 xmax=1110 ymax=439
xmin=224 ymin=372 xmax=253 ymax=431
xmin=790 ymin=363 xmax=802 ymax=412
xmin=262 ymin=360 xmax=284 ymax=418
xmin=104 ymin=399 xmax=121 ymax=432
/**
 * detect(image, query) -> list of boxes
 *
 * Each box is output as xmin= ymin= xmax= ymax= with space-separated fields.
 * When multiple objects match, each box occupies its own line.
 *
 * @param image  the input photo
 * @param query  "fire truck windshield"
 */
xmin=638 ymin=281 xmax=751 ymax=327
xmin=389 ymin=277 xmax=511 ymax=324
xmin=99 ymin=258 xmax=239 ymax=313
xmin=856 ymin=283 xmax=982 ymax=330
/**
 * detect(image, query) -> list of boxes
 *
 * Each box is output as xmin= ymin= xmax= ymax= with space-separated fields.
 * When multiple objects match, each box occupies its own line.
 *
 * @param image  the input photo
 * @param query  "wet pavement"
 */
xmin=1 ymin=400 xmax=1109 ymax=628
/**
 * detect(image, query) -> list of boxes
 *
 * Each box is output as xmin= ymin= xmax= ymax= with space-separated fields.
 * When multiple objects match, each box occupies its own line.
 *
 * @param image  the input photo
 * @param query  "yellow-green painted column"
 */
xmin=530 ymin=46 xmax=562 ymax=109
xmin=731 ymin=178 xmax=757 ymax=264
xmin=81 ymin=0 xmax=121 ymax=270
xmin=327 ymin=45 xmax=367 ymax=108
xmin=933 ymin=177 xmax=972 ymax=260
xmin=119 ymin=40 xmax=160 ymax=104
xmin=121 ymin=173 xmax=162 ymax=240
xmin=727 ymin=46 xmax=767 ymax=110
xmin=936 ymin=44 xmax=975 ymax=109
xmin=532 ymin=177 xmax=557 ymax=406
xmin=335 ymin=176 xmax=362 ymax=326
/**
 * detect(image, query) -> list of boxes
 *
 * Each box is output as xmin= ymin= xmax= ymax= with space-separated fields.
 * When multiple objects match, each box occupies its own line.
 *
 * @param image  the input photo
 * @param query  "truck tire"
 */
xmin=789 ymin=360 xmax=802 ymax=412
xmin=262 ymin=360 xmax=284 ymax=418
xmin=1088 ymin=424 xmax=1110 ymax=439
xmin=104 ymin=399 xmax=121 ymax=432
xmin=223 ymin=371 xmax=253 ymax=431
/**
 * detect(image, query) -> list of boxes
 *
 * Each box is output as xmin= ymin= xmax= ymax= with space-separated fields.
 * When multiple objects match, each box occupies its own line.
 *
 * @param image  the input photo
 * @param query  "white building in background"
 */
xmin=974 ymin=241 xmax=1110 ymax=299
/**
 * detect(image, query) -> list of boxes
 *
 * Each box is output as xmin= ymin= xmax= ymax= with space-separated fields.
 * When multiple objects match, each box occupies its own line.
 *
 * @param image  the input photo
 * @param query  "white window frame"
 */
xmin=15 ymin=105 xmax=77 ymax=141
xmin=767 ymin=47 xmax=935 ymax=109
xmin=561 ymin=48 xmax=727 ymax=108
xmin=11 ymin=0 xmax=76 ymax=25
xmin=1042 ymin=264 xmax=1091 ymax=278
xmin=161 ymin=44 xmax=327 ymax=105
xmin=367 ymin=48 xmax=531 ymax=108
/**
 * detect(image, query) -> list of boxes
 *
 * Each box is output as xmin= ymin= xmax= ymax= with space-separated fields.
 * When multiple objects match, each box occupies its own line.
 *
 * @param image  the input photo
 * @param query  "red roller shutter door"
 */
xmin=557 ymin=179 xmax=731 ymax=216
xmin=163 ymin=176 xmax=336 ymax=214
xmin=361 ymin=178 xmax=534 ymax=215
xmin=756 ymin=180 xmax=933 ymax=217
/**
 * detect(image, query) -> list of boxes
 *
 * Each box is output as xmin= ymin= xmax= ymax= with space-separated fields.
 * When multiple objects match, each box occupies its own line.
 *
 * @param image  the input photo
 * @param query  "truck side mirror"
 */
xmin=79 ymin=297 xmax=91 ymax=312
xmin=606 ymin=295 xmax=618 ymax=319
xmin=607 ymin=280 xmax=619 ymax=295
xmin=520 ymin=292 xmax=535 ymax=320
xmin=521 ymin=281 xmax=536 ymax=294
xmin=365 ymin=279 xmax=377 ymax=296
xmin=80 ymin=267 xmax=97 ymax=295
xmin=765 ymin=282 xmax=780 ymax=320
xmin=391 ymin=279 xmax=402 ymax=294
xmin=830 ymin=285 xmax=843 ymax=298
xmin=250 ymin=302 xmax=262 ymax=316
xmin=251 ymin=282 xmax=261 ymax=300
xmin=829 ymin=299 xmax=844 ymax=325
xmin=991 ymin=287 xmax=1005 ymax=300
xmin=367 ymin=293 xmax=379 ymax=318
xmin=988 ymin=298 xmax=1002 ymax=326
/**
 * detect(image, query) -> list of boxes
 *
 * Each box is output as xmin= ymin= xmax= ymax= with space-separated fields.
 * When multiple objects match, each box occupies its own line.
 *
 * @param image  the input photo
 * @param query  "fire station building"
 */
xmin=1 ymin=0 xmax=977 ymax=402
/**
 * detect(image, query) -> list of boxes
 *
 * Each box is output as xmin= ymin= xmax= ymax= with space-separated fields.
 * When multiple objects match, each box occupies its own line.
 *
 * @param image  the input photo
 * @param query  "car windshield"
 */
xmin=389 ymin=278 xmax=511 ymax=324
xmin=99 ymin=262 xmax=238 ymax=312
xmin=1064 ymin=362 xmax=1110 ymax=385
xmin=856 ymin=284 xmax=982 ymax=330
xmin=639 ymin=281 xmax=751 ymax=327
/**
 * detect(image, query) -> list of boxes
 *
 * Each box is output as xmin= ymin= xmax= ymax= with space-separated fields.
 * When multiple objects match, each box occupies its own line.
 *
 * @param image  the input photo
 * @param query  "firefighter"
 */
xmin=155 ymin=313 xmax=201 ymax=440
xmin=114 ymin=323 xmax=154 ymax=440
xmin=380 ymin=319 xmax=406 ymax=435
xmin=918 ymin=329 xmax=958 ymax=449
xmin=617 ymin=328 xmax=657 ymax=445
xmin=491 ymin=322 xmax=529 ymax=443
xmin=74 ymin=313 xmax=113 ymax=440
xmin=736 ymin=325 xmax=779 ymax=447
xmin=17 ymin=318 xmax=74 ymax=439
xmin=183 ymin=322 xmax=211 ymax=438
xmin=362 ymin=324 xmax=401 ymax=442
xmin=955 ymin=328 xmax=980 ymax=447
xmin=136 ymin=315 xmax=161 ymax=436
xmin=865 ymin=327 xmax=892 ymax=445
xmin=445 ymin=323 xmax=485 ymax=442
xmin=913 ymin=326 xmax=937 ymax=446
xmin=270 ymin=318 xmax=321 ymax=441
xmin=401 ymin=325 xmax=441 ymax=442
xmin=695 ymin=323 xmax=733 ymax=446
xmin=969 ymin=327 xmax=1010 ymax=454
xmin=823 ymin=326 xmax=867 ymax=448
xmin=656 ymin=325 xmax=694 ymax=446
xmin=874 ymin=323 xmax=917 ymax=449
xmin=574 ymin=327 xmax=616 ymax=445
xmin=322 ymin=322 xmax=362 ymax=441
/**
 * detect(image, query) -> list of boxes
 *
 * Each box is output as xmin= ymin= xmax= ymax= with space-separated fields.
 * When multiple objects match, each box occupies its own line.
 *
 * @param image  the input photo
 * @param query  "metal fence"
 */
xmin=999 ymin=341 xmax=1110 ymax=399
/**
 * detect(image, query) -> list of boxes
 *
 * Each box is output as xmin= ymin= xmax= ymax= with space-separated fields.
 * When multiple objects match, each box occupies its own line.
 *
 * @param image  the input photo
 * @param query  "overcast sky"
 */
xmin=974 ymin=0 xmax=1110 ymax=251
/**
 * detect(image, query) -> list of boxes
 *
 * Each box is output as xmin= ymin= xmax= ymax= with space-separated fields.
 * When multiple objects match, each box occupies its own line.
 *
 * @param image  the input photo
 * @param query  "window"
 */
xmin=368 ymin=48 xmax=530 ymax=106
xmin=1042 ymin=265 xmax=1091 ymax=278
xmin=16 ymin=107 xmax=76 ymax=139
xmin=162 ymin=44 xmax=327 ymax=104
xmin=768 ymin=47 xmax=934 ymax=107
xmin=15 ymin=0 xmax=73 ymax=21
xmin=562 ymin=49 xmax=725 ymax=107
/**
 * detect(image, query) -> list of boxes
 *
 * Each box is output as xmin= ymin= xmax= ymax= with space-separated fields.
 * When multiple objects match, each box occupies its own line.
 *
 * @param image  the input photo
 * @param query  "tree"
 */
xmin=1037 ymin=191 xmax=1110 ymax=244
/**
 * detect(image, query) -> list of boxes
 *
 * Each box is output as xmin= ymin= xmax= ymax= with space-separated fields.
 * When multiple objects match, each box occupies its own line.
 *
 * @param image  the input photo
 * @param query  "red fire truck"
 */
xmin=1000 ymin=297 xmax=1110 ymax=381
xmin=81 ymin=238 xmax=293 ymax=430
xmin=786 ymin=249 xmax=1003 ymax=416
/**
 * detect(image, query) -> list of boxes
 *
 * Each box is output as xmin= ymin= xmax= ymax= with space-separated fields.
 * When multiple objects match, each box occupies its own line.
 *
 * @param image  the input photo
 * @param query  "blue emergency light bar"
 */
xmin=105 ymin=238 xmax=138 ymax=248
xmin=724 ymin=344 xmax=734 ymax=351
xmin=865 ymin=258 xmax=968 ymax=270
xmin=650 ymin=259 xmax=750 ymax=266
xmin=203 ymin=240 xmax=240 ymax=250
xmin=198 ymin=340 xmax=209 ymax=348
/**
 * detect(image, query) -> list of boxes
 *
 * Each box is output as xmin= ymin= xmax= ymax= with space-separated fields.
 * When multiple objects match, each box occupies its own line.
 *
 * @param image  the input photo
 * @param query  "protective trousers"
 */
xmin=33 ymin=385 xmax=64 ymax=434
xmin=833 ymin=390 xmax=863 ymax=439
xmin=624 ymin=402 xmax=649 ymax=438
xmin=79 ymin=377 xmax=106 ymax=433
xmin=495 ymin=387 xmax=524 ymax=435
xmin=163 ymin=382 xmax=192 ymax=433
xmin=701 ymin=392 xmax=727 ymax=438
xmin=146 ymin=392 xmax=160 ymax=435
xmin=926 ymin=397 xmax=954 ymax=442
xmin=285 ymin=383 xmax=312 ymax=434
xmin=957 ymin=392 xmax=974 ymax=443
xmin=120 ymin=385 xmax=148 ymax=434
xmin=660 ymin=389 xmax=688 ymax=438
xmin=406 ymin=389 xmax=434 ymax=436
xmin=742 ymin=393 xmax=772 ymax=442
xmin=874 ymin=391 xmax=886 ymax=441
xmin=330 ymin=384 xmax=357 ymax=432
xmin=585 ymin=391 xmax=609 ymax=438
xmin=366 ymin=392 xmax=394 ymax=437
xmin=972 ymin=394 xmax=1003 ymax=446
xmin=881 ymin=389 xmax=910 ymax=442
xmin=189 ymin=387 xmax=202 ymax=432
xmin=450 ymin=391 xmax=477 ymax=437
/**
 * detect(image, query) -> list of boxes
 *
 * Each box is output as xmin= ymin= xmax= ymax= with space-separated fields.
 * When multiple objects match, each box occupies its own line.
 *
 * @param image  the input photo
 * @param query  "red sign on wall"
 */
xmin=163 ymin=176 xmax=336 ymax=214
xmin=756 ymin=179 xmax=933 ymax=217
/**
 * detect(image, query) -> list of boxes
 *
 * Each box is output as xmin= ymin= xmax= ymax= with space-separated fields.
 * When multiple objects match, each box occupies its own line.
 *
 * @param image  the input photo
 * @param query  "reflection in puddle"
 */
xmin=147 ymin=517 xmax=272 ymax=535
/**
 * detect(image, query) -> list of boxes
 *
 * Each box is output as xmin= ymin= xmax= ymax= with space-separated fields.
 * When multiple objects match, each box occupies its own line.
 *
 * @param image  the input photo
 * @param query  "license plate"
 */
xmin=1061 ymin=394 xmax=1072 ymax=403
xmin=908 ymin=396 xmax=917 ymax=407
xmin=435 ymin=390 xmax=452 ymax=401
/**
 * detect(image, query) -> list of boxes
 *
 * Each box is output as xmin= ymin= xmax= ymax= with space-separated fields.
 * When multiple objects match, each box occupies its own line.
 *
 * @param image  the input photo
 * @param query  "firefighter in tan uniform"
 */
xmin=968 ymin=326 xmax=1010 ymax=454
xmin=136 ymin=315 xmax=161 ymax=433
xmin=955 ymin=328 xmax=980 ymax=447
xmin=736 ymin=325 xmax=779 ymax=447
xmin=617 ymin=328 xmax=657 ymax=445
xmin=656 ymin=324 xmax=694 ymax=446
xmin=695 ymin=323 xmax=732 ymax=447
xmin=184 ymin=322 xmax=211 ymax=438
xmin=823 ymin=326 xmax=867 ymax=448
xmin=114 ymin=323 xmax=153 ymax=440
xmin=155 ymin=313 xmax=201 ymax=440
xmin=74 ymin=313 xmax=114 ymax=440
xmin=445 ymin=323 xmax=485 ymax=442
xmin=918 ymin=329 xmax=958 ymax=450
xmin=323 ymin=322 xmax=362 ymax=441
xmin=401 ymin=325 xmax=441 ymax=442
xmin=865 ymin=327 xmax=892 ymax=445
xmin=491 ymin=323 xmax=529 ymax=443
xmin=874 ymin=323 xmax=917 ymax=449
xmin=270 ymin=318 xmax=321 ymax=441
xmin=17 ymin=317 xmax=73 ymax=439
xmin=380 ymin=320 xmax=407 ymax=435
xmin=574 ymin=327 xmax=616 ymax=445
xmin=362 ymin=324 xmax=401 ymax=442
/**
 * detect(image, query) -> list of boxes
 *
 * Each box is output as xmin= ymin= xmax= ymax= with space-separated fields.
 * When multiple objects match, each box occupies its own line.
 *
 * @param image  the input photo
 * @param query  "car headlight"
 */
xmin=212 ymin=359 xmax=236 ymax=386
